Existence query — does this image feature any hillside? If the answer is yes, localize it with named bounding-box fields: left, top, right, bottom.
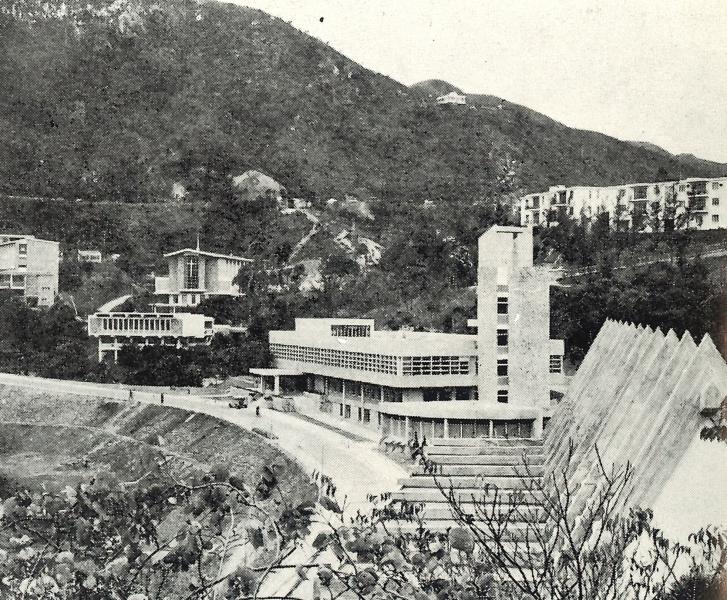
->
left=1, top=0, right=726, bottom=214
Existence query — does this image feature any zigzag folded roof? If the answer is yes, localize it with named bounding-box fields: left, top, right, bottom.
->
left=545, top=319, right=727, bottom=521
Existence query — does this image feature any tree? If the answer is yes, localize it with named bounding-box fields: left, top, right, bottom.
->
left=0, top=461, right=319, bottom=599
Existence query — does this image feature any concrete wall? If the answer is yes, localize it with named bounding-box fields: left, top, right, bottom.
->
left=509, top=268, right=552, bottom=408
left=545, top=319, right=727, bottom=537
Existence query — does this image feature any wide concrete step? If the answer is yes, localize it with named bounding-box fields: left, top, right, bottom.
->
left=419, top=464, right=544, bottom=477
left=391, top=520, right=544, bottom=541
left=389, top=521, right=548, bottom=546
left=390, top=488, right=544, bottom=504
left=426, top=446, right=543, bottom=457
left=429, top=454, right=545, bottom=466
left=429, top=438, right=544, bottom=447
left=399, top=475, right=539, bottom=490
left=420, top=505, right=546, bottom=522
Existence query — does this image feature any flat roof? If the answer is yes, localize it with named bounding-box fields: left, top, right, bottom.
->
left=164, top=248, right=252, bottom=262
left=250, top=367, right=304, bottom=376
left=270, top=328, right=477, bottom=356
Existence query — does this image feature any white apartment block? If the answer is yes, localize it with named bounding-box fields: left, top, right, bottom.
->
left=87, top=311, right=215, bottom=362
left=520, top=176, right=727, bottom=231
left=154, top=244, right=252, bottom=310
left=0, top=234, right=59, bottom=306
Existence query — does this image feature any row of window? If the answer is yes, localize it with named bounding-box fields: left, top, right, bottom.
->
left=401, top=355, right=471, bottom=376
left=330, top=324, right=371, bottom=337
left=0, top=274, right=26, bottom=287
left=97, top=317, right=173, bottom=332
left=338, top=403, right=372, bottom=423
left=271, top=343, right=399, bottom=374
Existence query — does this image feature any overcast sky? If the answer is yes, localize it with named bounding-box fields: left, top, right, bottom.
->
left=232, top=0, right=727, bottom=163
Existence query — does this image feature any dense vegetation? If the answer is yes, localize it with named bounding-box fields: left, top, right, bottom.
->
left=2, top=0, right=726, bottom=210
left=1, top=439, right=725, bottom=599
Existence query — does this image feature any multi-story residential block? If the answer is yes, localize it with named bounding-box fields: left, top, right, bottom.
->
left=252, top=226, right=564, bottom=440
left=153, top=243, right=252, bottom=310
left=0, top=234, right=59, bottom=306
left=77, top=249, right=102, bottom=263
left=87, top=311, right=215, bottom=362
left=436, top=91, right=467, bottom=105
left=520, top=176, right=727, bottom=231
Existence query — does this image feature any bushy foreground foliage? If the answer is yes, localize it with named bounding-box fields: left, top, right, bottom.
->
left=2, top=440, right=725, bottom=600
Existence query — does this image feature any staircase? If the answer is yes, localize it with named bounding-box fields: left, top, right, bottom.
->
left=389, top=438, right=546, bottom=536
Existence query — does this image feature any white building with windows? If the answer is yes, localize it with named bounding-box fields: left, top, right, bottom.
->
left=153, top=243, right=252, bottom=310
left=87, top=311, right=215, bottom=362
left=0, top=234, right=59, bottom=306
left=520, top=176, right=727, bottom=231
left=253, top=226, right=565, bottom=441
left=436, top=91, right=467, bottom=105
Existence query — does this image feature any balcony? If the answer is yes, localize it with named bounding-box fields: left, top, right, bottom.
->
left=689, top=200, right=707, bottom=212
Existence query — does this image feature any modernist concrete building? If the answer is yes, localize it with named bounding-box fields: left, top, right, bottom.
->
left=153, top=243, right=252, bottom=310
left=253, top=226, right=564, bottom=440
left=520, top=176, right=727, bottom=231
left=0, top=234, right=59, bottom=306
left=87, top=311, right=215, bottom=362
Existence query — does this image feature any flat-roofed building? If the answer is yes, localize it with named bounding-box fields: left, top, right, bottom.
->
left=0, top=234, right=59, bottom=306
left=87, top=311, right=215, bottom=362
left=254, top=226, right=564, bottom=440
left=77, top=249, right=102, bottom=263
left=153, top=243, right=252, bottom=310
left=520, top=176, right=727, bottom=231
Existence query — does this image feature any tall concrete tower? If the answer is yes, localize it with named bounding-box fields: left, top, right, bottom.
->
left=476, top=226, right=556, bottom=409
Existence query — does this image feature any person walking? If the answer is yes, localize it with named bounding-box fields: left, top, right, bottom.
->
left=160, top=392, right=164, bottom=405
left=129, top=389, right=133, bottom=401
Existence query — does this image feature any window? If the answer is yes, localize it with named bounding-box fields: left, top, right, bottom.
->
left=344, top=405, right=351, bottom=418
left=184, top=254, right=199, bottom=289
left=549, top=355, right=563, bottom=374
left=402, top=355, right=470, bottom=375
left=713, top=182, right=720, bottom=189
left=497, top=297, right=508, bottom=315
left=339, top=403, right=343, bottom=416
left=455, top=387, right=471, bottom=401
left=713, top=215, right=719, bottom=223
left=695, top=215, right=704, bottom=226
left=633, top=186, right=647, bottom=200
left=18, top=243, right=27, bottom=256
left=497, top=329, right=508, bottom=347
left=363, top=409, right=370, bottom=423
left=713, top=198, right=719, bottom=206
left=357, top=407, right=362, bottom=421
left=270, top=344, right=398, bottom=375
left=679, top=184, right=686, bottom=191
left=423, top=389, right=438, bottom=402
left=497, top=359, right=508, bottom=377
left=331, top=324, right=371, bottom=337
left=497, top=390, right=508, bottom=403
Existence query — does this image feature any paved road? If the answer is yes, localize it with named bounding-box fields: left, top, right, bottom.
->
left=0, top=373, right=406, bottom=512
left=0, top=373, right=408, bottom=596
left=96, top=293, right=132, bottom=313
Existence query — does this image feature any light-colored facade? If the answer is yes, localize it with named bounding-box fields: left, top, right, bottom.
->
left=87, top=311, right=214, bottom=362
left=256, top=226, right=564, bottom=440
left=77, top=249, right=102, bottom=263
left=520, top=176, right=727, bottom=231
left=153, top=246, right=252, bottom=309
left=0, top=234, right=59, bottom=306
left=436, top=91, right=467, bottom=105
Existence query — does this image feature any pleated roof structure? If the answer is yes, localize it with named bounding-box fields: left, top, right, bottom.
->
left=545, top=319, right=727, bottom=522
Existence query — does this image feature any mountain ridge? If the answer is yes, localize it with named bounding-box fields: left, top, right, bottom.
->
left=0, top=1, right=725, bottom=213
